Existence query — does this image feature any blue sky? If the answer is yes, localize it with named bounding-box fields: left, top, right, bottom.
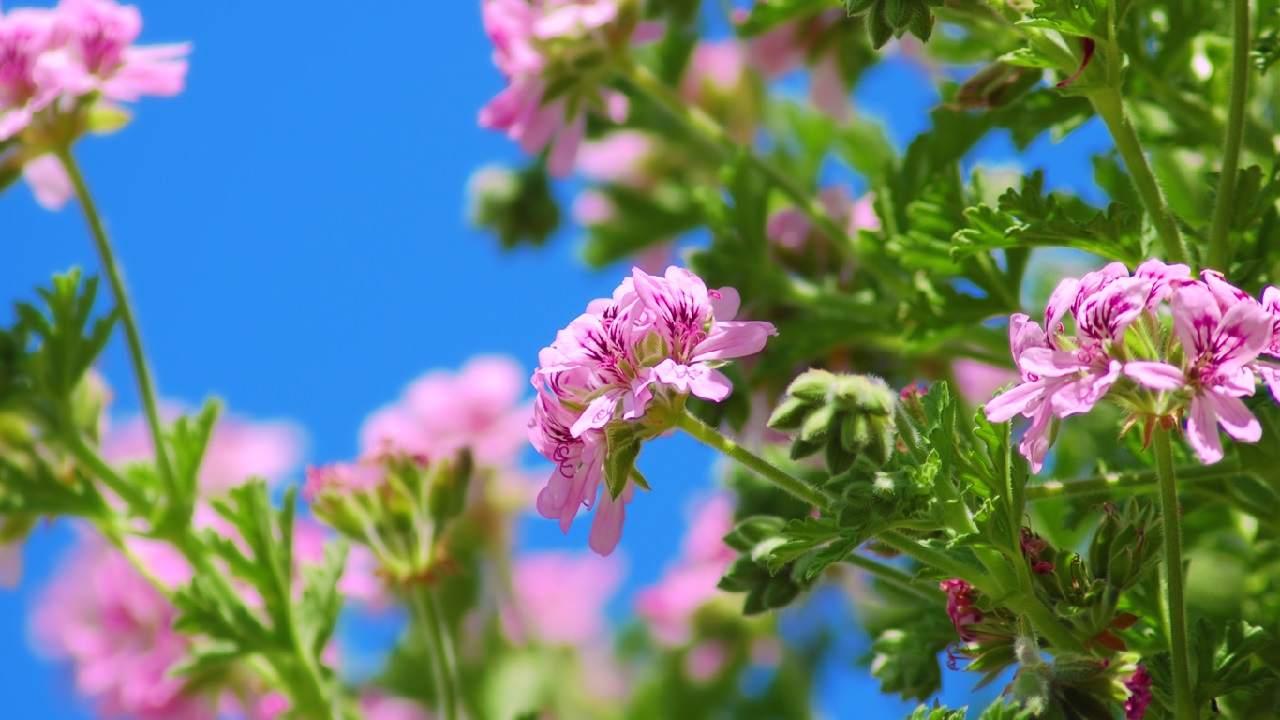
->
left=0, top=2, right=1114, bottom=717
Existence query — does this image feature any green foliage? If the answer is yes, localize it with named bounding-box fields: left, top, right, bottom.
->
left=469, top=161, right=560, bottom=250
left=846, top=0, right=940, bottom=47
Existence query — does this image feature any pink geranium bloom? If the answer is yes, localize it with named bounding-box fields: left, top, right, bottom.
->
left=636, top=495, right=735, bottom=646
left=984, top=314, right=1065, bottom=471
left=501, top=550, right=622, bottom=646
left=939, top=578, right=983, bottom=642
left=479, top=0, right=641, bottom=177
left=360, top=695, right=433, bottom=720
left=742, top=6, right=851, bottom=119
left=530, top=267, right=774, bottom=554
left=40, top=0, right=189, bottom=103
left=360, top=355, right=530, bottom=468
left=575, top=129, right=655, bottom=187
left=1127, top=280, right=1272, bottom=464
left=21, top=152, right=72, bottom=209
left=104, top=408, right=303, bottom=495
left=33, top=536, right=217, bottom=720
left=0, top=7, right=59, bottom=140
left=1259, top=285, right=1280, bottom=402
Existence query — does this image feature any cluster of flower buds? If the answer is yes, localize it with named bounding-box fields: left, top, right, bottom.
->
left=529, top=266, right=776, bottom=555
left=767, top=369, right=897, bottom=473
left=986, top=261, right=1280, bottom=469
left=305, top=451, right=472, bottom=584
left=1123, top=665, right=1153, bottom=720
left=0, top=0, right=188, bottom=207
left=479, top=0, right=661, bottom=176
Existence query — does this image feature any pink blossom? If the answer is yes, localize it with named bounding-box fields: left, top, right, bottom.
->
left=104, top=408, right=303, bottom=495
left=983, top=314, right=1063, bottom=472
left=501, top=550, right=622, bottom=646
left=479, top=0, right=640, bottom=177
left=1258, top=285, right=1280, bottom=402
left=360, top=695, right=433, bottom=720
left=530, top=267, right=775, bottom=554
left=636, top=495, right=735, bottom=645
left=575, top=130, right=655, bottom=187
left=572, top=188, right=614, bottom=225
left=1128, top=280, right=1272, bottom=464
left=21, top=152, right=72, bottom=209
left=939, top=578, right=982, bottom=642
left=766, top=187, right=879, bottom=250
left=680, top=40, right=748, bottom=104
left=953, top=359, right=1018, bottom=405
left=0, top=7, right=58, bottom=140
left=361, top=355, right=530, bottom=468
left=1123, top=666, right=1153, bottom=720
left=743, top=8, right=851, bottom=118
left=40, top=0, right=189, bottom=103
left=685, top=640, right=729, bottom=682
left=33, top=536, right=217, bottom=720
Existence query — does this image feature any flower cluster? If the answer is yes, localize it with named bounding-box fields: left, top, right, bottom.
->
left=530, top=266, right=776, bottom=555
left=986, top=261, right=1280, bottom=468
left=0, top=0, right=188, bottom=208
left=479, top=0, right=659, bottom=177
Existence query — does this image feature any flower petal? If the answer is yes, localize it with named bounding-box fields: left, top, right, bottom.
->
left=1185, top=395, right=1224, bottom=465
left=1123, top=361, right=1185, bottom=391
left=1206, top=391, right=1262, bottom=443
left=985, top=380, right=1045, bottom=423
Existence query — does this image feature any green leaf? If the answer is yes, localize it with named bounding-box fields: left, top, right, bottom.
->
left=84, top=103, right=132, bottom=135
left=604, top=423, right=642, bottom=500
left=736, top=0, right=840, bottom=37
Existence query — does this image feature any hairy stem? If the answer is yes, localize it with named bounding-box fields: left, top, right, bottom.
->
left=1088, top=88, right=1189, bottom=264
left=1208, top=0, right=1252, bottom=269
left=676, top=410, right=833, bottom=508
left=1153, top=429, right=1195, bottom=719
left=1024, top=461, right=1244, bottom=501
left=57, top=148, right=175, bottom=493
left=410, top=585, right=462, bottom=720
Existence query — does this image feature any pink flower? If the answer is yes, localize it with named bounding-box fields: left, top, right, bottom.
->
left=33, top=536, right=216, bottom=720
left=575, top=130, right=655, bottom=188
left=983, top=314, right=1063, bottom=471
left=0, top=7, right=59, bottom=140
left=766, top=187, right=879, bottom=251
left=530, top=266, right=775, bottom=555
left=743, top=7, right=851, bottom=119
left=1257, top=285, right=1280, bottom=402
left=360, top=695, right=433, bottom=720
left=1127, top=279, right=1272, bottom=464
left=501, top=550, right=622, bottom=646
left=636, top=495, right=736, bottom=645
left=40, top=0, right=189, bottom=103
left=685, top=640, right=728, bottom=682
left=953, top=359, right=1018, bottom=405
left=939, top=578, right=983, bottom=642
left=1123, top=665, right=1153, bottom=720
left=21, top=152, right=72, bottom=209
left=681, top=40, right=749, bottom=104
left=104, top=408, right=303, bottom=495
left=479, top=0, right=642, bottom=177
left=361, top=355, right=530, bottom=468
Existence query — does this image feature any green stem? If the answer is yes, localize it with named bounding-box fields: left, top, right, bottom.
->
left=879, top=530, right=1084, bottom=654
left=1025, top=461, right=1244, bottom=501
left=59, top=424, right=147, bottom=509
left=1089, top=88, right=1190, bottom=264
left=1208, top=0, right=1252, bottom=269
left=676, top=410, right=833, bottom=508
left=844, top=552, right=946, bottom=605
left=57, top=148, right=175, bottom=492
left=1153, top=429, right=1195, bottom=720
left=410, top=585, right=461, bottom=720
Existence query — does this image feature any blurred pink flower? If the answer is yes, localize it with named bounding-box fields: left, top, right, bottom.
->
left=952, top=359, right=1018, bottom=405
left=360, top=355, right=530, bottom=467
left=21, top=151, right=72, bottom=209
left=635, top=494, right=735, bottom=645
left=104, top=408, right=304, bottom=495
left=743, top=7, right=851, bottom=118
left=0, top=7, right=59, bottom=141
left=576, top=130, right=656, bottom=188
left=680, top=41, right=748, bottom=105
left=766, top=188, right=878, bottom=250
left=685, top=640, right=728, bottom=682
left=501, top=550, right=622, bottom=646
left=33, top=536, right=216, bottom=720
left=40, top=0, right=189, bottom=103
left=360, top=694, right=433, bottom=720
